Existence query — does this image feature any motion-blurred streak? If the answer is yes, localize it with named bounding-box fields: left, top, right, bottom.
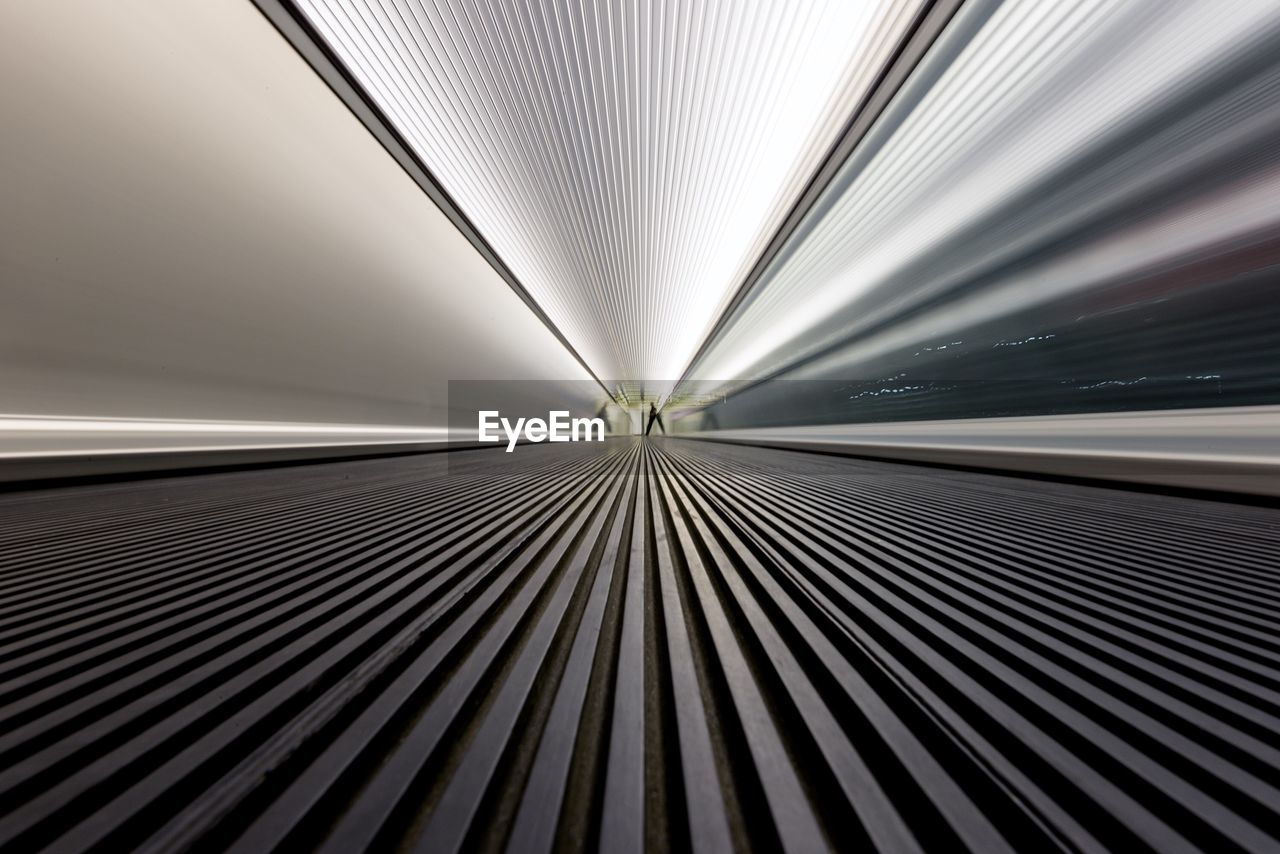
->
left=682, top=0, right=1280, bottom=426
left=670, top=404, right=1280, bottom=497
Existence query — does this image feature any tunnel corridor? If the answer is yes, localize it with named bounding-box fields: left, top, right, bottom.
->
left=4, top=0, right=1280, bottom=850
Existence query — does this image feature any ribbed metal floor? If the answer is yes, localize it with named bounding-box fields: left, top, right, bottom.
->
left=1, top=439, right=1279, bottom=852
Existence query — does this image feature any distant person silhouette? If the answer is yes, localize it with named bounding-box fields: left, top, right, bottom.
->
left=644, top=401, right=665, bottom=436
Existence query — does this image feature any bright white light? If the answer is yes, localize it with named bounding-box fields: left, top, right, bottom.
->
left=0, top=415, right=449, bottom=435
left=294, top=0, right=922, bottom=383
left=0, top=415, right=451, bottom=459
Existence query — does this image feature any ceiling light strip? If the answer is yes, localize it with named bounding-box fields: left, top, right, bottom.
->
left=285, top=0, right=923, bottom=384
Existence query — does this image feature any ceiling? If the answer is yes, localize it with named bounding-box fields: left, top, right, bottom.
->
left=290, top=0, right=925, bottom=382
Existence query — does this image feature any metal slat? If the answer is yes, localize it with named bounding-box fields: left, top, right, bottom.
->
left=1, top=440, right=1278, bottom=852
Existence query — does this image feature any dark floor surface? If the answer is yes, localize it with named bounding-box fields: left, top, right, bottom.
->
left=1, top=438, right=1279, bottom=852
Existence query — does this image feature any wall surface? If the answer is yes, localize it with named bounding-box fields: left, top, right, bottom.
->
left=0, top=1, right=597, bottom=460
